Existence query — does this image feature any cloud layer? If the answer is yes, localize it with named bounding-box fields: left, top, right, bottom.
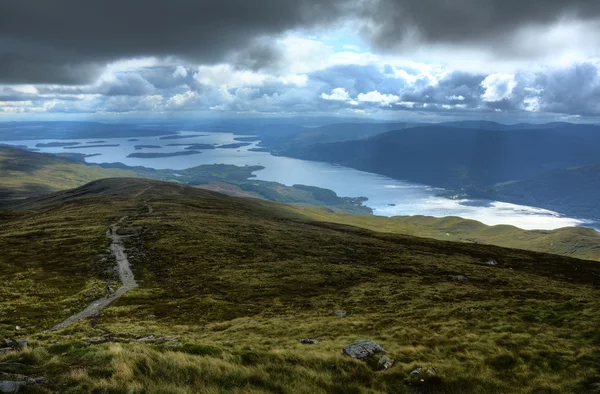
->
left=1, top=1, right=600, bottom=120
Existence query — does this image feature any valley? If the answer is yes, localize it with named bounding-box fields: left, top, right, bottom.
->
left=1, top=123, right=590, bottom=230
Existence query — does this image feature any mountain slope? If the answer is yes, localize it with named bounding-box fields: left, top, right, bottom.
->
left=289, top=207, right=600, bottom=261
left=0, top=145, right=136, bottom=199
left=487, top=163, right=600, bottom=219
left=285, top=124, right=600, bottom=190
left=256, top=122, right=419, bottom=152
left=0, top=146, right=371, bottom=214
left=2, top=178, right=600, bottom=393
left=0, top=121, right=172, bottom=140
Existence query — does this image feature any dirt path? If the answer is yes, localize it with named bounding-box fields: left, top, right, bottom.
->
left=50, top=211, right=146, bottom=330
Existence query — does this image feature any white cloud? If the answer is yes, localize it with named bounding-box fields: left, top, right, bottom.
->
left=274, top=36, right=333, bottom=74
left=104, top=57, right=161, bottom=74
left=173, top=66, right=188, bottom=78
left=138, top=95, right=164, bottom=111
left=481, top=73, right=517, bottom=102
left=194, top=64, right=307, bottom=88
left=321, top=88, right=351, bottom=101
left=357, top=90, right=400, bottom=106
left=166, top=91, right=195, bottom=107
left=10, top=85, right=39, bottom=95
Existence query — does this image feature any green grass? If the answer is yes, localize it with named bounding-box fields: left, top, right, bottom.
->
left=287, top=207, right=600, bottom=262
left=0, top=147, right=136, bottom=199
left=0, top=146, right=371, bottom=214
left=1, top=179, right=600, bottom=393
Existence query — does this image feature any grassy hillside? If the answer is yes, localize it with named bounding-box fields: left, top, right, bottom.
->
left=287, top=207, right=600, bottom=262
left=2, top=179, right=600, bottom=393
left=0, top=146, right=137, bottom=199
left=0, top=146, right=371, bottom=214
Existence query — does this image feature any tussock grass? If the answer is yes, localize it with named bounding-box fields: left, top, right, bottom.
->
left=1, top=179, right=600, bottom=393
left=287, top=206, right=600, bottom=261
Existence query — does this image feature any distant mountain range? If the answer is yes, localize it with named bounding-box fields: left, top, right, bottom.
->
left=272, top=122, right=600, bottom=219
left=487, top=163, right=600, bottom=219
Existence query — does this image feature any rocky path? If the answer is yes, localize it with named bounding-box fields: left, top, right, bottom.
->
left=50, top=209, right=147, bottom=330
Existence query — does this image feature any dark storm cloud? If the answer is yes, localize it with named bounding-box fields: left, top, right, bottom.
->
left=3, top=0, right=600, bottom=86
left=0, top=0, right=349, bottom=84
left=360, top=0, right=600, bottom=53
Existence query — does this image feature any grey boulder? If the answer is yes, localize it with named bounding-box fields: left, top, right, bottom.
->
left=299, top=338, right=319, bottom=345
left=342, top=340, right=386, bottom=361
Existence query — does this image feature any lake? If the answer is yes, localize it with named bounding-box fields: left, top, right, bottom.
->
left=6, top=130, right=595, bottom=230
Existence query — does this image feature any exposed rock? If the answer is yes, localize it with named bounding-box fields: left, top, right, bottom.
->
left=426, top=367, right=438, bottom=376
left=2, top=340, right=17, bottom=348
left=376, top=355, right=394, bottom=370
left=410, top=367, right=422, bottom=375
left=137, top=335, right=157, bottom=342
left=447, top=275, right=468, bottom=281
left=0, top=374, right=45, bottom=393
left=342, top=340, right=386, bottom=361
left=136, top=335, right=178, bottom=343
left=461, top=306, right=489, bottom=312
left=334, top=310, right=347, bottom=317
left=485, top=260, right=498, bottom=266
left=0, top=381, right=24, bottom=393
left=116, top=227, right=142, bottom=236
left=2, top=339, right=25, bottom=350
left=299, top=338, right=319, bottom=345
left=85, top=337, right=111, bottom=345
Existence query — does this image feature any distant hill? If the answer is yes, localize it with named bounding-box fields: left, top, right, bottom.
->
left=255, top=122, right=419, bottom=152
left=290, top=207, right=600, bottom=262
left=0, top=145, right=371, bottom=214
left=2, top=178, right=600, bottom=393
left=486, top=163, right=600, bottom=219
left=0, top=121, right=173, bottom=140
left=0, top=145, right=136, bottom=199
left=439, top=120, right=580, bottom=130
left=284, top=123, right=600, bottom=189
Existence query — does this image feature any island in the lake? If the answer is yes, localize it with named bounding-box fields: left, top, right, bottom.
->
left=184, top=144, right=216, bottom=150
left=127, top=150, right=201, bottom=158
left=54, top=152, right=103, bottom=163
left=134, top=145, right=163, bottom=150
left=36, top=142, right=81, bottom=148
left=159, top=134, right=206, bottom=140
left=218, top=142, right=252, bottom=149
left=87, top=140, right=106, bottom=144
left=234, top=136, right=261, bottom=142
left=1, top=144, right=28, bottom=149
left=64, top=144, right=120, bottom=149
left=128, top=138, right=139, bottom=142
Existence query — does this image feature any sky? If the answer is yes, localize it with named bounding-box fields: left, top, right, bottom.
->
left=1, top=0, right=600, bottom=122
